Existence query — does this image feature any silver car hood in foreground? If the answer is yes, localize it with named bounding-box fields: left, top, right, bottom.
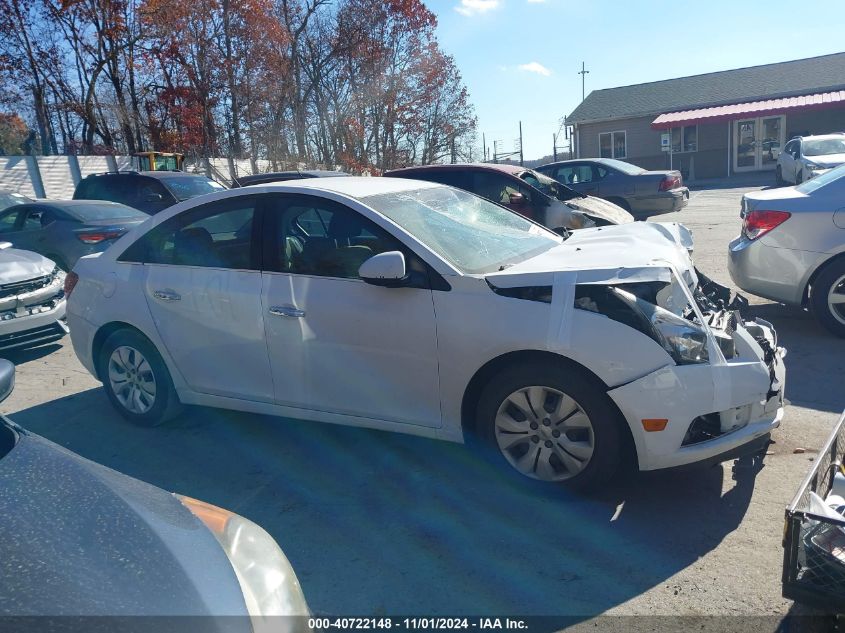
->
left=0, top=247, right=56, bottom=282
left=487, top=221, right=695, bottom=288
left=0, top=421, right=249, bottom=621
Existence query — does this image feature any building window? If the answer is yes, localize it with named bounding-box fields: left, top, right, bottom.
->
left=671, top=125, right=698, bottom=153
left=599, top=131, right=626, bottom=159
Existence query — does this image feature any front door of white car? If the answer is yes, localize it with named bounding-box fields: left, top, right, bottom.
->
left=260, top=194, right=442, bottom=428
left=138, top=195, right=275, bottom=402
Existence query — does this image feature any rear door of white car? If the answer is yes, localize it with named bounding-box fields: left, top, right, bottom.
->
left=260, top=193, right=442, bottom=427
left=136, top=194, right=275, bottom=402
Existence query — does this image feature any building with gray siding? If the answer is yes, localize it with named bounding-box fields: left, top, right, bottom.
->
left=567, top=53, right=845, bottom=181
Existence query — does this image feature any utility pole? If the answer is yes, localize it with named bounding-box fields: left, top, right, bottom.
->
left=553, top=134, right=557, bottom=162
left=518, top=121, right=523, bottom=166
left=493, top=140, right=498, bottom=164
left=578, top=61, right=589, bottom=102
left=482, top=132, right=486, bottom=161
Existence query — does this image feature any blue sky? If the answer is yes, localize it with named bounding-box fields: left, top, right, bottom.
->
left=426, top=0, right=845, bottom=161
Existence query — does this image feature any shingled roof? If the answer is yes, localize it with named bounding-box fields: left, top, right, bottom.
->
left=568, top=53, right=845, bottom=123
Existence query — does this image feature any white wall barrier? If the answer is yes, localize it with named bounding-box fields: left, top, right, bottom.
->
left=0, top=155, right=321, bottom=199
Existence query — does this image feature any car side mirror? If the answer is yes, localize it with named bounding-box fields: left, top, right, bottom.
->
left=144, top=192, right=164, bottom=203
left=0, top=360, right=15, bottom=403
left=359, top=251, right=408, bottom=287
left=509, top=192, right=527, bottom=205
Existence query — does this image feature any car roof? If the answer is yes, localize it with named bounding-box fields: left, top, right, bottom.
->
left=237, top=170, right=349, bottom=184
left=387, top=163, right=526, bottom=176
left=256, top=176, right=441, bottom=198
left=23, top=199, right=130, bottom=208
left=83, top=171, right=211, bottom=180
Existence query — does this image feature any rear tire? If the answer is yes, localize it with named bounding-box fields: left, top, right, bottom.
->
left=810, top=259, right=845, bottom=338
left=98, top=329, right=183, bottom=426
left=474, top=360, right=627, bottom=491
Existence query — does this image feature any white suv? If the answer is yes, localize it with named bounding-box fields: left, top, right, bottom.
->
left=776, top=133, right=845, bottom=185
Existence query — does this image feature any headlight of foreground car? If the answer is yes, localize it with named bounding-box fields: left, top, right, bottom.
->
left=612, top=288, right=709, bottom=365
left=637, top=299, right=709, bottom=364
left=177, top=495, right=310, bottom=624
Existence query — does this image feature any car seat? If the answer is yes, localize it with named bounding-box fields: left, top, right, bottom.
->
left=174, top=227, right=221, bottom=267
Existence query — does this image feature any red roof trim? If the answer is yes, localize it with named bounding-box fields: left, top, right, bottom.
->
left=650, top=90, right=845, bottom=129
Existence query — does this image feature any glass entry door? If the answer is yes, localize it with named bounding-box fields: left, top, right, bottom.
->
left=734, top=115, right=785, bottom=172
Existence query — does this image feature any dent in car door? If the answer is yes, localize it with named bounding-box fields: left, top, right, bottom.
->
left=261, top=195, right=442, bottom=427
left=138, top=195, right=274, bottom=402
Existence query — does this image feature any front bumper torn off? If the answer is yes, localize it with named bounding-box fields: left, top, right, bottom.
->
left=609, top=275, right=786, bottom=471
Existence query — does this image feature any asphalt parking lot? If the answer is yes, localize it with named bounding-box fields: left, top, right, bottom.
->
left=3, top=181, right=844, bottom=624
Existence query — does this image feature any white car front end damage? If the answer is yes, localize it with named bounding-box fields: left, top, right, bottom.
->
left=485, top=221, right=785, bottom=471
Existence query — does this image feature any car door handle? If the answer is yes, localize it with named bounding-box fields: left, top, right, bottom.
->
left=269, top=305, right=305, bottom=318
left=153, top=289, right=181, bottom=302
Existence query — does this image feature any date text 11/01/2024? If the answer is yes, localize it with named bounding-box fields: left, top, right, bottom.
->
left=309, top=618, right=528, bottom=630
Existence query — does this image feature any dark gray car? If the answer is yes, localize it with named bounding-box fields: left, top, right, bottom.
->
left=536, top=158, right=689, bottom=218
left=231, top=170, right=349, bottom=187
left=0, top=200, right=148, bottom=270
left=0, top=359, right=309, bottom=619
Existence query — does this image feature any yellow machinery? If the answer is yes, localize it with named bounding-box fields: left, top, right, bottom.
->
left=133, top=152, right=184, bottom=171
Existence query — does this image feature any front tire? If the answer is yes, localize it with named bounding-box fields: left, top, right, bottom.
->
left=98, top=329, right=183, bottom=426
left=810, top=259, right=845, bottom=337
left=474, top=361, right=627, bottom=490
left=775, top=166, right=784, bottom=186
left=795, top=170, right=803, bottom=185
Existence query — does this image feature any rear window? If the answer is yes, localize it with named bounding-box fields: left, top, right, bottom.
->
left=65, top=203, right=148, bottom=222
left=601, top=159, right=645, bottom=175
left=160, top=177, right=226, bottom=201
left=0, top=192, right=32, bottom=212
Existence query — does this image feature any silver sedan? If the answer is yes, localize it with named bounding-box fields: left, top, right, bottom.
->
left=728, top=164, right=845, bottom=336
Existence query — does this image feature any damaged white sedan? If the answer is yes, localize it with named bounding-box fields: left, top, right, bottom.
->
left=66, top=177, right=785, bottom=489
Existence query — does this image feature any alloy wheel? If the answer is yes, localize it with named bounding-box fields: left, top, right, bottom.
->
left=108, top=346, right=157, bottom=414
left=494, top=385, right=595, bottom=481
left=827, top=273, right=845, bottom=325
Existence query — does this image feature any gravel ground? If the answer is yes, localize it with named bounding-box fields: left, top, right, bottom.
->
left=2, top=183, right=843, bottom=627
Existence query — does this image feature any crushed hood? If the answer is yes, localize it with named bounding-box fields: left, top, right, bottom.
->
left=0, top=247, right=56, bottom=282
left=487, top=221, right=695, bottom=288
left=566, top=195, right=634, bottom=225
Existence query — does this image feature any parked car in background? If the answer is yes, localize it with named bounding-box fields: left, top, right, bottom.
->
left=0, top=243, right=65, bottom=351
left=66, top=177, right=783, bottom=491
left=73, top=171, right=226, bottom=214
left=0, top=190, right=33, bottom=213
left=535, top=158, right=689, bottom=218
left=0, top=200, right=148, bottom=271
left=776, top=133, right=845, bottom=185
left=384, top=163, right=633, bottom=231
left=0, top=361, right=309, bottom=618
left=232, top=170, right=349, bottom=187
left=729, top=164, right=845, bottom=337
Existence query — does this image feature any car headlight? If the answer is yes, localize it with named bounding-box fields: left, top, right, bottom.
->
left=613, top=288, right=709, bottom=365
left=177, top=495, right=310, bottom=627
